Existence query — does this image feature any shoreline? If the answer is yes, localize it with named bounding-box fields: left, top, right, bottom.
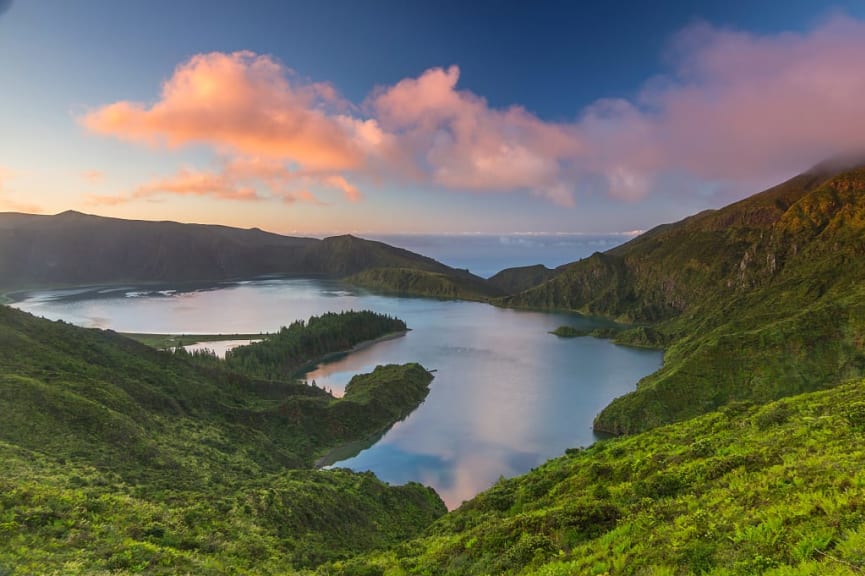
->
left=292, top=330, right=409, bottom=377
left=121, top=332, right=266, bottom=349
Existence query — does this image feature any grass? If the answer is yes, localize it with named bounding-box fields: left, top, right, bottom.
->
left=332, top=377, right=865, bottom=575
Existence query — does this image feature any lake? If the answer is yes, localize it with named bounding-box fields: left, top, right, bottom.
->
left=12, top=278, right=662, bottom=508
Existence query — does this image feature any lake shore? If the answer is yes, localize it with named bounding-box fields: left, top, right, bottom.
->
left=121, top=331, right=266, bottom=349
left=293, top=330, right=409, bottom=377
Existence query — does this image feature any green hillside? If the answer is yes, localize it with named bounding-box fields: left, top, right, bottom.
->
left=488, top=264, right=558, bottom=295
left=346, top=267, right=504, bottom=301
left=0, top=305, right=445, bottom=573
left=501, top=164, right=865, bottom=434
left=331, top=378, right=865, bottom=575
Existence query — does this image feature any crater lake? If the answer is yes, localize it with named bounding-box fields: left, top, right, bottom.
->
left=12, top=278, right=661, bottom=508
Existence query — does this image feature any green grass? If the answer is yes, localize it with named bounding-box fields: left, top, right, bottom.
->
left=332, top=378, right=865, bottom=575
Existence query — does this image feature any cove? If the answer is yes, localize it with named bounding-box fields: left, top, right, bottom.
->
left=12, top=278, right=662, bottom=508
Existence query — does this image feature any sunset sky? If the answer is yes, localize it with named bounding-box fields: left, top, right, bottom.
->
left=2, top=0, right=865, bottom=235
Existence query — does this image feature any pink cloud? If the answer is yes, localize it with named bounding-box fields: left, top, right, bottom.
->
left=133, top=168, right=262, bottom=201
left=87, top=158, right=363, bottom=207
left=81, top=16, right=865, bottom=206
left=0, top=167, right=44, bottom=213
left=321, top=175, right=361, bottom=202
left=80, top=51, right=368, bottom=171
left=86, top=194, right=129, bottom=207
left=81, top=170, right=104, bottom=183
left=370, top=66, right=584, bottom=204
left=577, top=15, right=865, bottom=197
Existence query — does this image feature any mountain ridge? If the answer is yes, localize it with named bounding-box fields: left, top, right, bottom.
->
left=497, top=162, right=865, bottom=434
left=0, top=211, right=494, bottom=300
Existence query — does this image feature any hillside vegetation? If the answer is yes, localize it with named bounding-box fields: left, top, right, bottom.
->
left=488, top=264, right=558, bottom=295
left=333, top=378, right=865, bottom=575
left=345, top=267, right=504, bottom=301
left=0, top=305, right=444, bottom=573
left=220, top=310, right=406, bottom=379
left=501, top=163, right=865, bottom=434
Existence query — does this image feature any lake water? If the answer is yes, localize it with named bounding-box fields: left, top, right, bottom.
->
left=12, top=279, right=661, bottom=508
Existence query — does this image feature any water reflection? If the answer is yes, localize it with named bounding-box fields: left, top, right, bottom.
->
left=11, top=278, right=662, bottom=509
left=184, top=340, right=261, bottom=358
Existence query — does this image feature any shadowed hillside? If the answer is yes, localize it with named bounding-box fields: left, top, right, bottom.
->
left=0, top=211, right=494, bottom=300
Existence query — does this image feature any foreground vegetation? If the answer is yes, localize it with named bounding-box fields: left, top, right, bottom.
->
left=333, top=378, right=865, bottom=575
left=0, top=305, right=444, bottom=573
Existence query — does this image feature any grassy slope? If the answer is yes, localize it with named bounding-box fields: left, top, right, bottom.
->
left=0, top=305, right=445, bottom=572
left=501, top=165, right=865, bottom=434
left=334, top=378, right=865, bottom=575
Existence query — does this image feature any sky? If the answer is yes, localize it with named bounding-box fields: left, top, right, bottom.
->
left=1, top=0, right=865, bottom=235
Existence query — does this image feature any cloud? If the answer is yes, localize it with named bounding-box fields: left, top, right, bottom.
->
left=320, top=175, right=361, bottom=202
left=370, top=65, right=583, bottom=205
left=0, top=167, right=43, bottom=213
left=81, top=51, right=370, bottom=171
left=82, top=16, right=865, bottom=206
left=576, top=15, right=865, bottom=197
left=81, top=170, right=104, bottom=183
left=87, top=158, right=361, bottom=206
left=133, top=168, right=262, bottom=201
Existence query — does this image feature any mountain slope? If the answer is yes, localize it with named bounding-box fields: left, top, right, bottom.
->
left=0, top=210, right=317, bottom=287
left=345, top=266, right=505, bottom=301
left=334, top=377, right=865, bottom=575
left=0, top=211, right=494, bottom=300
left=0, top=305, right=445, bottom=571
left=503, top=163, right=865, bottom=434
left=488, top=264, right=558, bottom=295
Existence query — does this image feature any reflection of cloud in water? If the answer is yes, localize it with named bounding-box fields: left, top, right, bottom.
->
left=417, top=446, right=542, bottom=509
left=303, top=337, right=406, bottom=394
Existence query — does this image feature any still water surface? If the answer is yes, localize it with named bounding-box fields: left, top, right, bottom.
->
left=13, top=279, right=661, bottom=508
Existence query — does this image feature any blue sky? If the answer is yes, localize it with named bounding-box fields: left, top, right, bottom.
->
left=1, top=1, right=864, bottom=234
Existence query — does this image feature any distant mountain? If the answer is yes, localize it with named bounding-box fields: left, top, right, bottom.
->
left=504, top=161, right=865, bottom=434
left=346, top=266, right=505, bottom=301
left=487, top=263, right=558, bottom=295
left=299, top=234, right=451, bottom=276
left=0, top=211, right=493, bottom=299
left=0, top=210, right=316, bottom=287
